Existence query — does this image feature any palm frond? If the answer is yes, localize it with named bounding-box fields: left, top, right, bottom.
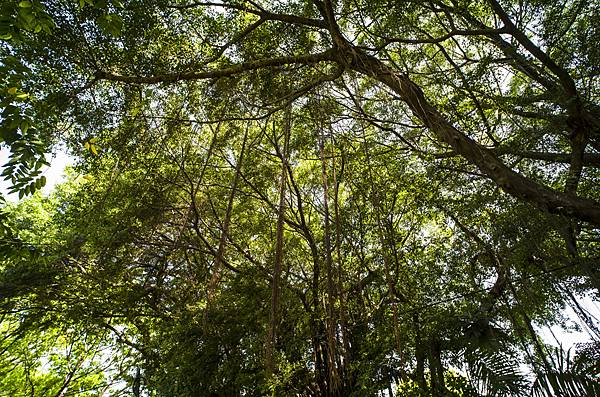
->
left=532, top=372, right=600, bottom=397
left=532, top=345, right=600, bottom=397
left=466, top=348, right=528, bottom=397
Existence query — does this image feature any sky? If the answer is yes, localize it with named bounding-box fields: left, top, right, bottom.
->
left=538, top=294, right=600, bottom=350
left=0, top=146, right=75, bottom=201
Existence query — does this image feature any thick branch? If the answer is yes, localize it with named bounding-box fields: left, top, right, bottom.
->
left=434, top=149, right=600, bottom=167
left=348, top=49, right=600, bottom=226
left=96, top=50, right=336, bottom=84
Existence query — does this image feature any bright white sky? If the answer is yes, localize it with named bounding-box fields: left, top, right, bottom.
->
left=538, top=294, right=600, bottom=350
left=0, top=146, right=75, bottom=201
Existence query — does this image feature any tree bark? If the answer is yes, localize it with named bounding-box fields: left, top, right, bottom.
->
left=266, top=108, right=291, bottom=376
left=319, top=126, right=341, bottom=394
left=346, top=48, right=600, bottom=226
left=331, top=140, right=352, bottom=388
left=414, top=317, right=427, bottom=392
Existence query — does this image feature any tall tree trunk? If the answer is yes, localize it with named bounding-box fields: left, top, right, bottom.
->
left=266, top=107, right=291, bottom=376
left=189, top=122, right=221, bottom=255
left=331, top=139, right=352, bottom=388
left=319, top=126, right=340, bottom=394
left=429, top=337, right=446, bottom=395
left=414, top=316, right=427, bottom=393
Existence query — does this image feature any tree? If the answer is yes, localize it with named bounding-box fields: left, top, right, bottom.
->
left=1, top=0, right=599, bottom=396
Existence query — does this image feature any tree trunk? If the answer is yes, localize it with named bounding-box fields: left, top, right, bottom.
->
left=414, top=317, right=427, bottom=392
left=266, top=107, right=291, bottom=376
left=331, top=140, right=352, bottom=388
left=429, top=338, right=446, bottom=395
left=319, top=127, right=341, bottom=394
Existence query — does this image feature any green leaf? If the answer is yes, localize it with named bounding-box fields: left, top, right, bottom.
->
left=18, top=1, right=32, bottom=8
left=18, top=8, right=35, bottom=26
left=41, top=21, right=52, bottom=34
left=20, top=121, right=29, bottom=133
left=96, top=13, right=123, bottom=37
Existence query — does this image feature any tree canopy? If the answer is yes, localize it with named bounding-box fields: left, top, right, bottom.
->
left=1, top=0, right=600, bottom=396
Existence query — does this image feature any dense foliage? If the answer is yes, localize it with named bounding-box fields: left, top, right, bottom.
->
left=1, top=0, right=600, bottom=395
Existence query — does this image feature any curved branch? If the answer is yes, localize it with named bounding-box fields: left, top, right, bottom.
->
left=348, top=48, right=600, bottom=226
left=434, top=149, right=600, bottom=168
left=96, top=50, right=337, bottom=84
